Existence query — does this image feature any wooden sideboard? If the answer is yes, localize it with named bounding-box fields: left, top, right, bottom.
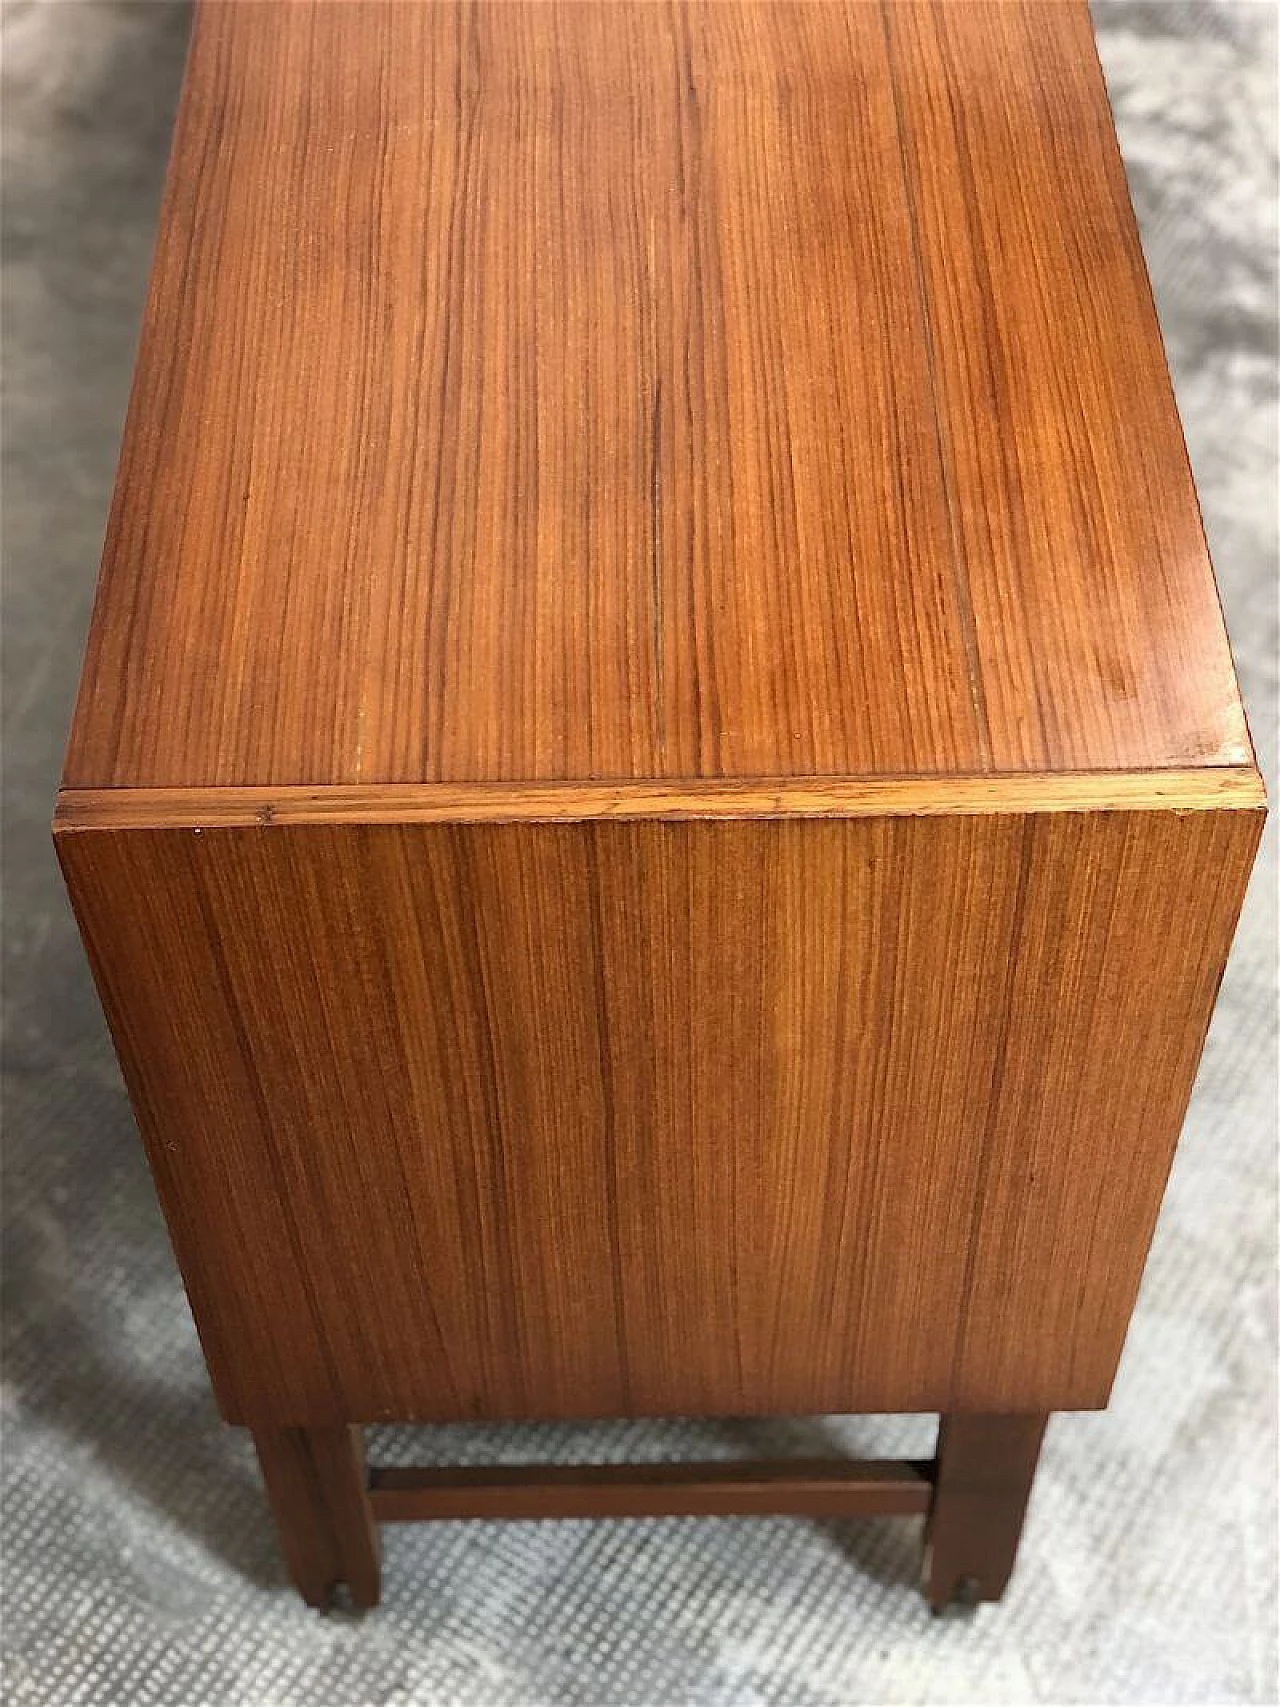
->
left=55, top=0, right=1262, bottom=1611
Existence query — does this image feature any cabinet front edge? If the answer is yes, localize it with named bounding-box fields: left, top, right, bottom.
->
left=52, top=767, right=1266, bottom=833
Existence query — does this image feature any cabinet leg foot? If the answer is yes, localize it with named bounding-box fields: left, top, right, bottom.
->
left=923, top=1412, right=1048, bottom=1609
left=252, top=1425, right=381, bottom=1608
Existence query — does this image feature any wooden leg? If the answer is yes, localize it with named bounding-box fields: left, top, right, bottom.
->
left=923, top=1413, right=1048, bottom=1610
left=251, top=1425, right=381, bottom=1608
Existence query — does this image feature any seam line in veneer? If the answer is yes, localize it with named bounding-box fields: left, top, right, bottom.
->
left=52, top=767, right=1266, bottom=831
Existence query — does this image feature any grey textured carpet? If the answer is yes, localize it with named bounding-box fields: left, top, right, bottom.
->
left=2, top=3, right=1276, bottom=1703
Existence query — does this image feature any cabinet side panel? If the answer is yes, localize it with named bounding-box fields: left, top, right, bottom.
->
left=57, top=821, right=640, bottom=1422
left=588, top=815, right=1029, bottom=1412
left=949, top=806, right=1263, bottom=1408
left=55, top=807, right=1259, bottom=1422
left=54, top=827, right=346, bottom=1420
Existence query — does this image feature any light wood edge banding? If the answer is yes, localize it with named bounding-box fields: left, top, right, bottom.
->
left=52, top=768, right=1265, bottom=833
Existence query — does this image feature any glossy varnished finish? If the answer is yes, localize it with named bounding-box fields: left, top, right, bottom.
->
left=882, top=2, right=1248, bottom=771
left=64, top=0, right=1248, bottom=791
left=55, top=0, right=1265, bottom=1609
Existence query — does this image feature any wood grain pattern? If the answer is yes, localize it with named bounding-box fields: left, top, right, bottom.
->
left=54, top=803, right=1262, bottom=1426
left=63, top=0, right=1250, bottom=792
left=884, top=2, right=1249, bottom=772
left=53, top=0, right=1265, bottom=1593
left=54, top=766, right=1264, bottom=832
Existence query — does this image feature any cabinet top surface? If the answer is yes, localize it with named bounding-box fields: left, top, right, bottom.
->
left=63, top=0, right=1254, bottom=799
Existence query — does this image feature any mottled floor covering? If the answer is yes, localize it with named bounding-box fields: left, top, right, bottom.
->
left=3, top=3, right=1276, bottom=1702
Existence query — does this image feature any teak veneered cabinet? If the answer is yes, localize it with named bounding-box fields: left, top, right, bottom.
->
left=55, top=0, right=1263, bottom=1612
